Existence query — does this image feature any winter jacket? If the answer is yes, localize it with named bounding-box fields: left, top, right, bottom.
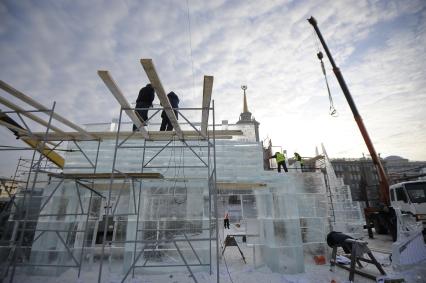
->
left=136, top=84, right=155, bottom=107
left=167, top=91, right=180, bottom=108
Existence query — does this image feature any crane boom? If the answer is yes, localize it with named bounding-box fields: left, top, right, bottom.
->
left=308, top=16, right=390, bottom=206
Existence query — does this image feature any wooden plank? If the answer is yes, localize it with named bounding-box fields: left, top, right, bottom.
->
left=22, top=129, right=243, bottom=141
left=0, top=80, right=95, bottom=139
left=0, top=112, right=61, bottom=147
left=97, top=70, right=149, bottom=139
left=217, top=182, right=267, bottom=190
left=0, top=96, right=66, bottom=134
left=140, top=59, right=183, bottom=139
left=201, top=76, right=214, bottom=135
left=49, top=172, right=163, bottom=180
left=23, top=139, right=64, bottom=168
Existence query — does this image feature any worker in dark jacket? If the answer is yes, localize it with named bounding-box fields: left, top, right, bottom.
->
left=269, top=151, right=288, bottom=173
left=160, top=91, right=179, bottom=131
left=133, top=84, right=155, bottom=131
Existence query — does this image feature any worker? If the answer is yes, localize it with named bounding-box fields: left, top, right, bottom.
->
left=0, top=110, right=22, bottom=139
left=160, top=91, right=180, bottom=131
left=294, top=152, right=304, bottom=172
left=133, top=83, right=155, bottom=131
left=224, top=211, right=230, bottom=229
left=269, top=151, right=288, bottom=173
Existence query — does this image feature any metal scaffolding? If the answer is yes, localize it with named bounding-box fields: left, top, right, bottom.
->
left=0, top=59, right=223, bottom=282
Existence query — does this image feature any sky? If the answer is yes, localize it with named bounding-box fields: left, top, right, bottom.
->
left=0, top=0, right=425, bottom=177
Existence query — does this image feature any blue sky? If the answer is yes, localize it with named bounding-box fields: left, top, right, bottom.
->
left=0, top=0, right=425, bottom=177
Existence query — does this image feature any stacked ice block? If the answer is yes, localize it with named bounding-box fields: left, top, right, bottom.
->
left=317, top=153, right=364, bottom=238
left=21, top=133, right=337, bottom=280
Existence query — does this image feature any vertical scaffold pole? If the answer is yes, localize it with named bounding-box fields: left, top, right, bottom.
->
left=98, top=108, right=123, bottom=283
left=9, top=102, right=56, bottom=283
left=207, top=106, right=212, bottom=275
left=212, top=100, right=219, bottom=283
left=78, top=139, right=101, bottom=277
left=132, top=138, right=146, bottom=278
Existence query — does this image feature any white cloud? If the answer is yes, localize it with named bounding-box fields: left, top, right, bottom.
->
left=0, top=0, right=425, bottom=176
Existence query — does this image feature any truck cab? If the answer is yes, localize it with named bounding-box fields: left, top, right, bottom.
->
left=389, top=181, right=426, bottom=230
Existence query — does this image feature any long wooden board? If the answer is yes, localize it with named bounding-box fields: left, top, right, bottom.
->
left=201, top=76, right=214, bottom=135
left=0, top=96, right=66, bottom=134
left=140, top=59, right=183, bottom=139
left=217, top=182, right=267, bottom=190
left=22, top=129, right=243, bottom=141
left=49, top=172, right=163, bottom=180
left=24, top=139, right=65, bottom=168
left=0, top=80, right=94, bottom=139
left=98, top=70, right=149, bottom=138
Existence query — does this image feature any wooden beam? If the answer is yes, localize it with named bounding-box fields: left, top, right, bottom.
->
left=0, top=80, right=95, bottom=139
left=217, top=182, right=267, bottom=190
left=0, top=112, right=62, bottom=147
left=140, top=59, right=183, bottom=139
left=22, top=129, right=243, bottom=141
left=97, top=70, right=149, bottom=139
left=0, top=96, right=66, bottom=134
left=201, top=76, right=214, bottom=135
left=23, top=139, right=64, bottom=168
left=49, top=172, right=163, bottom=180
left=0, top=111, right=64, bottom=167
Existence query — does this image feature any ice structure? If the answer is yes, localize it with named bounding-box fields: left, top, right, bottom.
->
left=316, top=147, right=365, bottom=238
left=4, top=122, right=363, bottom=282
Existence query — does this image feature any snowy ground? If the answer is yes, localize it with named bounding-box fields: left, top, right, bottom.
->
left=11, top=230, right=426, bottom=283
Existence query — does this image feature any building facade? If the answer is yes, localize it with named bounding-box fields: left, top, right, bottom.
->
left=330, top=158, right=385, bottom=207
left=331, top=155, right=426, bottom=207
left=384, top=155, right=426, bottom=184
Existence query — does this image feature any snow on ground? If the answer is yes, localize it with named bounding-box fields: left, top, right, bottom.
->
left=12, top=230, right=426, bottom=283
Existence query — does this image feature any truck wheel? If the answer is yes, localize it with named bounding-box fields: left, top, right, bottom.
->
left=373, top=218, right=388, bottom=234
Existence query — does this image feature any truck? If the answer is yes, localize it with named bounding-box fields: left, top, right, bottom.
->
left=389, top=180, right=426, bottom=233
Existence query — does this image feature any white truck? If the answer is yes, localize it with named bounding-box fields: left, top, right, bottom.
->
left=389, top=180, right=426, bottom=233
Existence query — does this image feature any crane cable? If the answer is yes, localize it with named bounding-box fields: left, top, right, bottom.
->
left=317, top=51, right=338, bottom=117
left=186, top=0, right=196, bottom=97
left=311, top=30, right=338, bottom=117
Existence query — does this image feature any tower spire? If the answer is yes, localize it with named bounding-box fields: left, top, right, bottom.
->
left=242, top=85, right=249, bottom=113
left=236, top=84, right=260, bottom=142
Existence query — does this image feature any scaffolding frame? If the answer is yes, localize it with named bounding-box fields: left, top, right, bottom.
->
left=0, top=59, right=223, bottom=282
left=90, top=103, right=219, bottom=283
left=0, top=102, right=107, bottom=283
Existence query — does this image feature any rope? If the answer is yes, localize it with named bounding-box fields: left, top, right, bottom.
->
left=162, top=136, right=176, bottom=176
left=173, top=142, right=187, bottom=204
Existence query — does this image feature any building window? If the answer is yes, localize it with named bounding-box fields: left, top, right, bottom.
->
left=228, top=195, right=240, bottom=205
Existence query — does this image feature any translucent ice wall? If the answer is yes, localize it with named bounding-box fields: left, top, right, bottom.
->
left=15, top=133, right=334, bottom=280
left=214, top=141, right=329, bottom=273
left=318, top=153, right=364, bottom=238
